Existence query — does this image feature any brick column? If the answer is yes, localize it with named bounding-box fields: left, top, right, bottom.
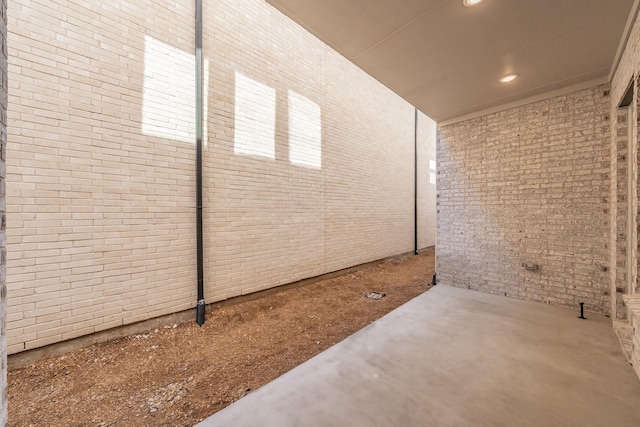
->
left=0, top=0, right=7, bottom=425
left=615, top=108, right=629, bottom=320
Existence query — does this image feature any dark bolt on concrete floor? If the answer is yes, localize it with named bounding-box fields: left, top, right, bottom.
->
left=196, top=285, right=640, bottom=427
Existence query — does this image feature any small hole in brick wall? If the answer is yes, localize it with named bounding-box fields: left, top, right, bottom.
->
left=602, top=266, right=608, bottom=272
left=604, top=90, right=610, bottom=97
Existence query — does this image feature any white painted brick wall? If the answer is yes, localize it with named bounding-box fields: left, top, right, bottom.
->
left=6, top=0, right=437, bottom=353
left=7, top=0, right=197, bottom=354
left=614, top=107, right=629, bottom=320
left=437, top=85, right=611, bottom=314
left=611, top=7, right=640, bottom=380
left=418, top=112, right=437, bottom=250
left=201, top=0, right=435, bottom=296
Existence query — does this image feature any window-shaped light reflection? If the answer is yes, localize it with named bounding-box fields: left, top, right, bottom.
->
left=234, top=72, right=276, bottom=159
left=141, top=36, right=208, bottom=144
left=288, top=91, right=322, bottom=169
left=430, top=159, right=437, bottom=184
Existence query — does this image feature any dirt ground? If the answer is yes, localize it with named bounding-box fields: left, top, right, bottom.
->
left=8, top=250, right=435, bottom=427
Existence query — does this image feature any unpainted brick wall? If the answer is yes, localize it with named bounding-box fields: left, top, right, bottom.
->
left=5, top=0, right=436, bottom=353
left=437, top=85, right=611, bottom=313
left=0, top=0, right=6, bottom=422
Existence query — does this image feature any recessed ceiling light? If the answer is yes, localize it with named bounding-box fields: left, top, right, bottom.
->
left=463, top=0, right=483, bottom=7
left=499, top=74, right=519, bottom=83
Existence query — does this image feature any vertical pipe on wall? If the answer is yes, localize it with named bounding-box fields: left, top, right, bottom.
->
left=0, top=0, right=7, bottom=422
left=195, top=0, right=206, bottom=326
left=414, top=108, right=419, bottom=255
left=627, top=103, right=635, bottom=304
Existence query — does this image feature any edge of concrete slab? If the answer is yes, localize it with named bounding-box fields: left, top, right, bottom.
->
left=196, top=285, right=640, bottom=427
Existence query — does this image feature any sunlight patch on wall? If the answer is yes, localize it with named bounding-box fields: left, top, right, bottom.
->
left=234, top=72, right=276, bottom=159
left=430, top=159, right=436, bottom=185
left=288, top=91, right=322, bottom=169
left=142, top=36, right=209, bottom=144
left=424, top=113, right=437, bottom=185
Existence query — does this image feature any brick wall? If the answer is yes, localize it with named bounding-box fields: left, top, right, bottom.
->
left=611, top=6, right=640, bottom=379
left=614, top=106, right=630, bottom=320
left=417, top=112, right=437, bottom=250
left=0, top=0, right=6, bottom=421
left=200, top=0, right=434, bottom=298
left=5, top=0, right=436, bottom=353
left=437, top=85, right=611, bottom=313
left=626, top=297, right=640, bottom=379
left=6, top=0, right=197, bottom=354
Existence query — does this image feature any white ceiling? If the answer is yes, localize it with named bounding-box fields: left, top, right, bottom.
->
left=266, top=0, right=636, bottom=123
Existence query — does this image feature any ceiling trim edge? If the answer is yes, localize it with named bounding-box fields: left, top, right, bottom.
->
left=438, top=76, right=609, bottom=127
left=609, top=0, right=640, bottom=82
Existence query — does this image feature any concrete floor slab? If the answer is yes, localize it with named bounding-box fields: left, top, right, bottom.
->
left=196, top=285, right=640, bottom=427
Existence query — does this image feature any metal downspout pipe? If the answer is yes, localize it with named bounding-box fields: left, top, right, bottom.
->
left=414, top=108, right=419, bottom=256
left=195, top=0, right=206, bottom=326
